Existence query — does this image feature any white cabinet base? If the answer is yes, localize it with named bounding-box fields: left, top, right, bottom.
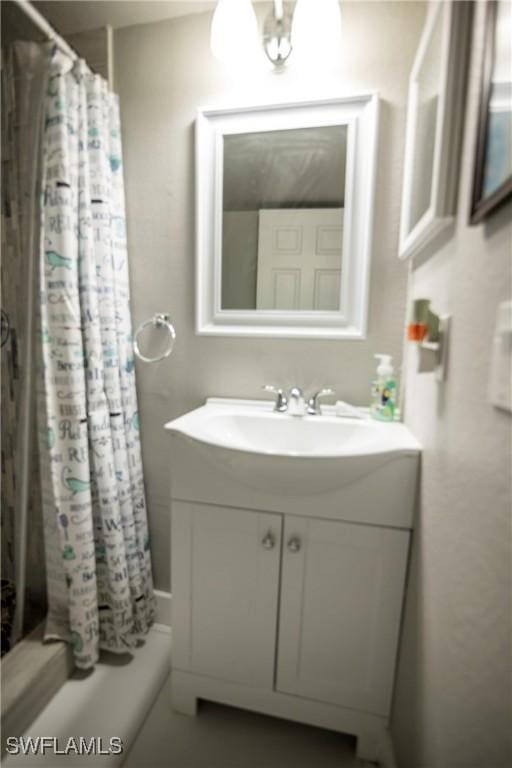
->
left=171, top=669, right=389, bottom=763
left=171, top=676, right=198, bottom=717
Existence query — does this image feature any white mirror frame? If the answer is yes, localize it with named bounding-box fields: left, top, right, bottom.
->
left=195, top=94, right=379, bottom=338
left=398, top=1, right=472, bottom=261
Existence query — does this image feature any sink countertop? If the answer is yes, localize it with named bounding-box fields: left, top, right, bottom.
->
left=165, top=398, right=421, bottom=459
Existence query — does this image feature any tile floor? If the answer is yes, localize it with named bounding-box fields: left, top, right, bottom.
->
left=2, top=623, right=375, bottom=768
left=124, top=675, right=374, bottom=768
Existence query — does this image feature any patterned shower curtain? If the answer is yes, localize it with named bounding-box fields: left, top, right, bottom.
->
left=37, top=50, right=155, bottom=668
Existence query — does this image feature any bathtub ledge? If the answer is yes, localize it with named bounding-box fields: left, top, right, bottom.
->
left=1, top=622, right=74, bottom=754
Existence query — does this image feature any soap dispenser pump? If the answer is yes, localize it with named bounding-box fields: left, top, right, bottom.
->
left=370, top=354, right=397, bottom=422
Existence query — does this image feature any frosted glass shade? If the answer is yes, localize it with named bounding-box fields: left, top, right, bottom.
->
left=210, top=0, right=260, bottom=65
left=291, top=0, right=342, bottom=68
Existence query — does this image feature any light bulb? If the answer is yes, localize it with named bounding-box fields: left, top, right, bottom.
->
left=291, top=0, right=342, bottom=69
left=210, top=0, right=260, bottom=66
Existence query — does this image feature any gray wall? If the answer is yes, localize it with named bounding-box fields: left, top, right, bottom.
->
left=1, top=0, right=47, bottom=45
left=392, top=3, right=512, bottom=766
left=114, top=3, right=426, bottom=590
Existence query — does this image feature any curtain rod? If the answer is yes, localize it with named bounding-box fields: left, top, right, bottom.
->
left=12, top=0, right=78, bottom=61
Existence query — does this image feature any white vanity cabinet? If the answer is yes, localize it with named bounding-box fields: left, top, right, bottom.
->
left=167, top=399, right=421, bottom=762
left=171, top=499, right=410, bottom=761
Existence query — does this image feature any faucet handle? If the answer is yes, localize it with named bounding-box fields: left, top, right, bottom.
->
left=262, top=384, right=288, bottom=412
left=307, top=387, right=336, bottom=415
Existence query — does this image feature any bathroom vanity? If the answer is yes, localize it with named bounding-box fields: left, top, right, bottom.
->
left=166, top=398, right=420, bottom=762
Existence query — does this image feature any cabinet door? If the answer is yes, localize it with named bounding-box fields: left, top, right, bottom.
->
left=276, top=516, right=409, bottom=716
left=171, top=501, right=282, bottom=688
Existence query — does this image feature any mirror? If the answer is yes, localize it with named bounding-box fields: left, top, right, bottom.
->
left=196, top=95, right=379, bottom=338
left=407, top=5, right=443, bottom=232
left=221, top=126, right=347, bottom=312
left=399, top=1, right=472, bottom=260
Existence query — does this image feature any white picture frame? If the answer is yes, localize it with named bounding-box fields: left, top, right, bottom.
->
left=398, top=1, right=472, bottom=261
left=195, top=94, right=379, bottom=338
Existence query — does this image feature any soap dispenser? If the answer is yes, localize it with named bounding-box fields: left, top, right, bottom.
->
left=370, top=354, right=397, bottom=422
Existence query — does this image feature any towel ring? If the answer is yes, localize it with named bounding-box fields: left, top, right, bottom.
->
left=133, top=313, right=176, bottom=363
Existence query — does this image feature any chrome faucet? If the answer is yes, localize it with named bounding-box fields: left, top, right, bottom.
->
left=287, top=386, right=305, bottom=417
left=263, top=384, right=336, bottom=415
left=307, top=387, right=336, bottom=415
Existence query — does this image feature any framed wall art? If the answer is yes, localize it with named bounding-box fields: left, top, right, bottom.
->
left=399, top=1, right=473, bottom=259
left=470, top=0, right=512, bottom=225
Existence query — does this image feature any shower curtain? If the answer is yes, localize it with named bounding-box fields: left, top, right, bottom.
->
left=5, top=44, right=155, bottom=668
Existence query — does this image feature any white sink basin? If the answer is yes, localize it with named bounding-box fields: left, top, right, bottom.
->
left=165, top=399, right=421, bottom=527
left=166, top=398, right=420, bottom=459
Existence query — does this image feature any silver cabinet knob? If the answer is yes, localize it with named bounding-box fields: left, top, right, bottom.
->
left=262, top=531, right=276, bottom=550
left=287, top=536, right=301, bottom=553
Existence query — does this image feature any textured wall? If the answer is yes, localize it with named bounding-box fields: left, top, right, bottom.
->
left=114, top=2, right=426, bottom=590
left=392, top=3, right=512, bottom=767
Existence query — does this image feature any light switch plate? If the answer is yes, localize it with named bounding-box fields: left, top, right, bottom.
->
left=488, top=300, right=512, bottom=413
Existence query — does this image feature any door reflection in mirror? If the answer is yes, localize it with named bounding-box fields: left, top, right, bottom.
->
left=221, top=126, right=347, bottom=311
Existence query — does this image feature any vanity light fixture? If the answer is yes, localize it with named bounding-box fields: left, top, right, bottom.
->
left=210, top=0, right=342, bottom=71
left=263, top=1, right=293, bottom=70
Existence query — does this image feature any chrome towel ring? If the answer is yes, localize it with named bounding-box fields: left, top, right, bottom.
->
left=133, top=313, right=176, bottom=363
